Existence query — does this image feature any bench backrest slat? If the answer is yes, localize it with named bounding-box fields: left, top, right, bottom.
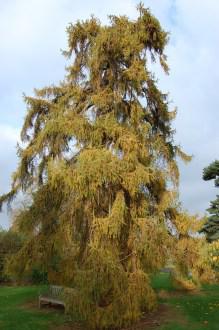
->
left=48, top=285, right=64, bottom=298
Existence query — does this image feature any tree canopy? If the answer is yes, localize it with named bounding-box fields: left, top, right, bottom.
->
left=0, top=4, right=212, bottom=329
left=0, top=228, right=22, bottom=281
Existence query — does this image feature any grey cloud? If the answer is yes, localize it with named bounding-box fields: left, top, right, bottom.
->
left=0, top=125, right=19, bottom=228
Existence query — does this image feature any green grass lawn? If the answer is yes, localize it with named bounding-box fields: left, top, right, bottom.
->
left=1, top=276, right=219, bottom=330
left=152, top=273, right=219, bottom=330
left=0, top=286, right=66, bottom=330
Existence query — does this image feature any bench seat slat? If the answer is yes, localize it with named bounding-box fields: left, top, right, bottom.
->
left=39, top=296, right=65, bottom=306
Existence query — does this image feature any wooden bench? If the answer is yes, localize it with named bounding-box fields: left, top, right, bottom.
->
left=39, top=285, right=65, bottom=309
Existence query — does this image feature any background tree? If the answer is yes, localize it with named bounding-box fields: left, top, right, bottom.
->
left=0, top=4, right=201, bottom=329
left=5, top=198, right=49, bottom=284
left=0, top=228, right=22, bottom=282
left=170, top=212, right=214, bottom=288
left=201, top=160, right=219, bottom=242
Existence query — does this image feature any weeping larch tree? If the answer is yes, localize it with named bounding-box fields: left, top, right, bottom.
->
left=0, top=4, right=212, bottom=329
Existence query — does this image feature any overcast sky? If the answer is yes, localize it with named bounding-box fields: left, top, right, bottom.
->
left=0, top=0, right=218, bottom=228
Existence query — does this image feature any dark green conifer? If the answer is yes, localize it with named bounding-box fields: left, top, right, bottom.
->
left=201, top=161, right=219, bottom=241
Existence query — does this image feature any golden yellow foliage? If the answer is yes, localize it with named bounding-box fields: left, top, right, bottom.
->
left=0, top=4, right=211, bottom=330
